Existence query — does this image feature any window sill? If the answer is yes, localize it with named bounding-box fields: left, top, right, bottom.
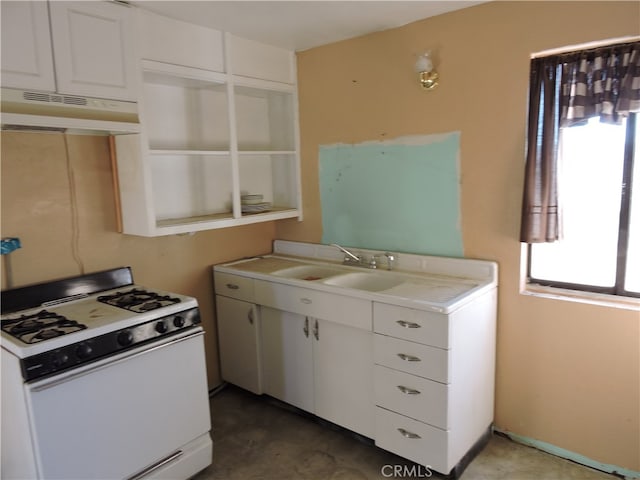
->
left=522, top=284, right=640, bottom=311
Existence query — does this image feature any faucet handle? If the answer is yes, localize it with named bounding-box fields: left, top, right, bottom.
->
left=383, top=252, right=395, bottom=270
left=373, top=252, right=395, bottom=270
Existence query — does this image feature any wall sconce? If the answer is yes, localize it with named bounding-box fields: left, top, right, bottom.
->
left=415, top=52, right=439, bottom=91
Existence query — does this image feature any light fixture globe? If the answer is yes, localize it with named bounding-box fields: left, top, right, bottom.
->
left=415, top=52, right=439, bottom=91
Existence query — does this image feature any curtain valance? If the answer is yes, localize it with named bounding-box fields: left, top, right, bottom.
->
left=559, top=42, right=640, bottom=127
left=520, top=41, right=640, bottom=244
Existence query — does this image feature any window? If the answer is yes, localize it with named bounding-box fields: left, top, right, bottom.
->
left=521, top=41, right=640, bottom=299
left=528, top=114, right=639, bottom=297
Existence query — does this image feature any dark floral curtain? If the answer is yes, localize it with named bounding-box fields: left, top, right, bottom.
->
left=520, top=41, right=640, bottom=243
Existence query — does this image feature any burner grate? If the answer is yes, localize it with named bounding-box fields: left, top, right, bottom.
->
left=1, top=310, right=87, bottom=344
left=97, top=288, right=181, bottom=313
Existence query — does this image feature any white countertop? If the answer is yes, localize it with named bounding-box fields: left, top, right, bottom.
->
left=214, top=241, right=498, bottom=314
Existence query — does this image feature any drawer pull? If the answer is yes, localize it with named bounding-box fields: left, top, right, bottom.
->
left=397, top=428, right=421, bottom=439
left=397, top=320, right=420, bottom=329
left=247, top=309, right=254, bottom=325
left=397, top=385, right=421, bottom=395
left=397, top=353, right=421, bottom=362
left=300, top=297, right=312, bottom=304
left=225, top=283, right=240, bottom=290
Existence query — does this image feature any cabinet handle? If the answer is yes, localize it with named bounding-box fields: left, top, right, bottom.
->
left=396, top=320, right=420, bottom=329
left=226, top=283, right=239, bottom=290
left=247, top=308, right=254, bottom=325
left=397, top=385, right=421, bottom=395
left=300, top=297, right=312, bottom=304
left=397, top=428, right=421, bottom=439
left=303, top=317, right=309, bottom=338
left=313, top=319, right=319, bottom=341
left=397, top=353, right=421, bottom=362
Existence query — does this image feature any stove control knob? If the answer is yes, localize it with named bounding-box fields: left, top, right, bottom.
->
left=117, top=330, right=133, bottom=347
left=173, top=316, right=185, bottom=328
left=52, top=352, right=69, bottom=368
left=76, top=343, right=93, bottom=359
left=155, top=321, right=168, bottom=334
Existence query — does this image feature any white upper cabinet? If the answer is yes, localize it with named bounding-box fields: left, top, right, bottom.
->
left=227, top=34, right=296, bottom=84
left=137, top=9, right=224, bottom=73
left=49, top=1, right=137, bottom=101
left=1, top=1, right=137, bottom=101
left=0, top=1, right=55, bottom=91
left=114, top=10, right=301, bottom=236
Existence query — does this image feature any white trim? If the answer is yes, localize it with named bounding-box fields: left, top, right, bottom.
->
left=531, top=36, right=640, bottom=59
left=522, top=284, right=640, bottom=311
left=519, top=246, right=640, bottom=311
left=0, top=113, right=140, bottom=135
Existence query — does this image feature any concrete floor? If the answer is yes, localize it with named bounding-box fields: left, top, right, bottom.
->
left=193, top=385, right=614, bottom=480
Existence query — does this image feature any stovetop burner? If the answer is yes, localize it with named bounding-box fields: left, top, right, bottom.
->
left=1, top=310, right=87, bottom=344
left=97, top=288, right=181, bottom=313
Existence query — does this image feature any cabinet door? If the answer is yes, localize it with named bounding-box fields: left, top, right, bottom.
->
left=216, top=296, right=262, bottom=394
left=261, top=307, right=314, bottom=413
left=313, top=319, right=375, bottom=438
left=49, top=1, right=137, bottom=100
left=228, top=34, right=295, bottom=84
left=138, top=9, right=224, bottom=73
left=0, top=1, right=55, bottom=91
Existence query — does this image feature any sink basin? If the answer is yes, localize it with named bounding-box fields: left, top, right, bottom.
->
left=271, top=264, right=345, bottom=281
left=322, top=272, right=404, bottom=292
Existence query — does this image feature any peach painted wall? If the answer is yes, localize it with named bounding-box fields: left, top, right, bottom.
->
left=278, top=1, right=640, bottom=472
left=0, top=131, right=276, bottom=388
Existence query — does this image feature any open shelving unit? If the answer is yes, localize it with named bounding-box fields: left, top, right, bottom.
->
left=114, top=34, right=301, bottom=236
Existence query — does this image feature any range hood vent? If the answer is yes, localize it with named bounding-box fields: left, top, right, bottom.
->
left=1, top=88, right=140, bottom=134
left=21, top=91, right=91, bottom=106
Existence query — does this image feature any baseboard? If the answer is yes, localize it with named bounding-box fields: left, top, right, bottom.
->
left=492, top=427, right=640, bottom=480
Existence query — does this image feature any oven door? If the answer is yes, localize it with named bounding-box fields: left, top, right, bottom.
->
left=25, top=329, right=211, bottom=479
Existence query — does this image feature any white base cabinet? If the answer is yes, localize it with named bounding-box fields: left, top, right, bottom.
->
left=372, top=291, right=497, bottom=474
left=312, top=317, right=374, bottom=438
left=256, top=276, right=375, bottom=439
left=261, top=308, right=315, bottom=412
left=215, top=296, right=262, bottom=395
left=214, top=272, right=262, bottom=394
left=213, top=247, right=498, bottom=477
left=261, top=307, right=374, bottom=438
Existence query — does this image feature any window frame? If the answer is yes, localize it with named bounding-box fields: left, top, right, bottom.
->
left=526, top=113, right=639, bottom=299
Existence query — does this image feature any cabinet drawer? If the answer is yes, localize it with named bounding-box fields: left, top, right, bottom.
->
left=214, top=272, right=254, bottom=302
left=374, top=366, right=448, bottom=429
left=375, top=407, right=448, bottom=474
left=374, top=335, right=449, bottom=383
left=374, top=303, right=449, bottom=348
left=254, top=280, right=371, bottom=331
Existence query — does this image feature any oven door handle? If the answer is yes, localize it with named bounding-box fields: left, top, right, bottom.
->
left=126, top=449, right=183, bottom=480
left=28, top=329, right=204, bottom=392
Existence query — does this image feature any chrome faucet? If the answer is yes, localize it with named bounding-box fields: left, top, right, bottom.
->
left=330, top=244, right=396, bottom=270
left=330, top=243, right=361, bottom=264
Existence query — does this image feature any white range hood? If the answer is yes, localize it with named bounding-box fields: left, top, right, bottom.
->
left=1, top=88, right=140, bottom=135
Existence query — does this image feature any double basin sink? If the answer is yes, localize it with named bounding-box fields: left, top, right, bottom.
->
left=270, top=264, right=404, bottom=292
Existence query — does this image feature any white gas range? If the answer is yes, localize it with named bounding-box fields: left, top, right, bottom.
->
left=1, top=267, right=212, bottom=480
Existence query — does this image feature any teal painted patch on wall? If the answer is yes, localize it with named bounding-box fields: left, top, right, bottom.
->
left=319, top=133, right=463, bottom=257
